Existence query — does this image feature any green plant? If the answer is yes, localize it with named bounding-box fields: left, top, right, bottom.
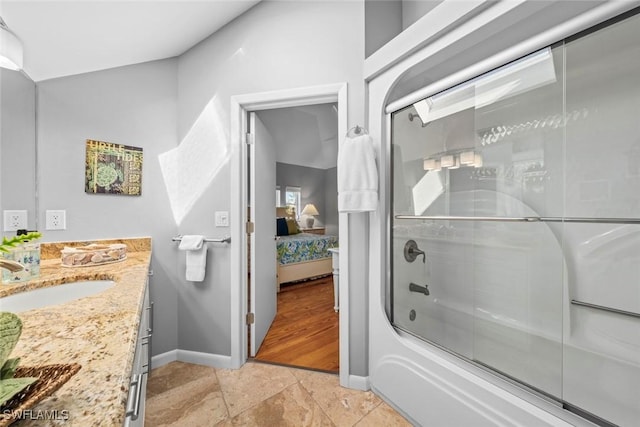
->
left=0, top=232, right=42, bottom=253
left=0, top=312, right=38, bottom=406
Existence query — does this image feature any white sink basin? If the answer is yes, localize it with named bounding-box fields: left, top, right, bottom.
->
left=0, top=280, right=116, bottom=313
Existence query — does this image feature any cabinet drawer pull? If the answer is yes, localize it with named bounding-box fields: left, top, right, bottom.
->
left=131, top=371, right=147, bottom=421
left=141, top=335, right=153, bottom=374
left=125, top=374, right=140, bottom=418
left=146, top=302, right=154, bottom=333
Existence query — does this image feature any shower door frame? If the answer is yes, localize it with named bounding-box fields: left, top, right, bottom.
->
left=365, top=2, right=639, bottom=426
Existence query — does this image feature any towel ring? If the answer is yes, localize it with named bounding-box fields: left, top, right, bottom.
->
left=346, top=125, right=368, bottom=138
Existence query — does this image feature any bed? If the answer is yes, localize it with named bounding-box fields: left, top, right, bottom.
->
left=276, top=207, right=337, bottom=290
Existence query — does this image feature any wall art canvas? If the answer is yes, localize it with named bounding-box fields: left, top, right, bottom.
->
left=85, top=139, right=143, bottom=195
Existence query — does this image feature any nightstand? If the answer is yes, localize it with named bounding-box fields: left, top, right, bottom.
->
left=301, top=227, right=325, bottom=235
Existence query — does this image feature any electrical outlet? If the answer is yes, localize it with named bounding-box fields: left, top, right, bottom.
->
left=46, top=210, right=66, bottom=230
left=3, top=210, right=28, bottom=232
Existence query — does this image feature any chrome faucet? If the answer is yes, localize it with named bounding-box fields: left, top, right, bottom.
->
left=404, top=240, right=426, bottom=263
left=409, top=282, right=430, bottom=295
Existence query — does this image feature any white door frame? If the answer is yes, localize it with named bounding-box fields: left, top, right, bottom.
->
left=230, top=83, right=350, bottom=385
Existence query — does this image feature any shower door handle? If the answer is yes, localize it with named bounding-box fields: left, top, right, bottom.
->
left=409, top=282, right=430, bottom=296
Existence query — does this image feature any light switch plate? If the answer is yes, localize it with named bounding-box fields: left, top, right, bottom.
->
left=3, top=210, right=27, bottom=232
left=215, top=211, right=229, bottom=227
left=46, top=210, right=66, bottom=230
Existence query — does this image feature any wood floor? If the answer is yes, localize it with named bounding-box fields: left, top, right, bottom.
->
left=254, top=276, right=339, bottom=373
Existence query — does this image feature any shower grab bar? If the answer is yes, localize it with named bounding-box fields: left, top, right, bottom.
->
left=171, top=236, right=231, bottom=243
left=395, top=215, right=640, bottom=224
left=571, top=300, right=640, bottom=319
left=542, top=217, right=640, bottom=224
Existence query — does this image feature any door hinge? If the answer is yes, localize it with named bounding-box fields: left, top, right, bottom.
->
left=246, top=312, right=255, bottom=325
left=245, top=133, right=255, bottom=145
left=246, top=221, right=254, bottom=234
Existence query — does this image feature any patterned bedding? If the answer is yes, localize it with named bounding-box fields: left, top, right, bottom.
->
left=276, top=233, right=338, bottom=265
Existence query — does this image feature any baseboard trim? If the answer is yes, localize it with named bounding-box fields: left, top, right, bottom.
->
left=151, top=349, right=234, bottom=370
left=177, top=349, right=234, bottom=369
left=348, top=375, right=370, bottom=391
left=156, top=349, right=362, bottom=380
left=151, top=350, right=178, bottom=369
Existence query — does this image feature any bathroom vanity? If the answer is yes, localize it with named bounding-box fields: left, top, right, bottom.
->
left=124, top=279, right=152, bottom=427
left=0, top=237, right=152, bottom=426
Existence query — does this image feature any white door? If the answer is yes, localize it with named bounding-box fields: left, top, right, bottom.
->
left=249, top=111, right=277, bottom=357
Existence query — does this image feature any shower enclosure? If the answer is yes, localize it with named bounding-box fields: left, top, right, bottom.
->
left=389, top=11, right=640, bottom=427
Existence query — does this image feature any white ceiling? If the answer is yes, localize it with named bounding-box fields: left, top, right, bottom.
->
left=258, top=103, right=339, bottom=170
left=0, top=0, right=261, bottom=82
left=1, top=0, right=337, bottom=168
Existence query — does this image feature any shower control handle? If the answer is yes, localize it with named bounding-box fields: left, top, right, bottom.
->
left=404, top=240, right=425, bottom=263
left=409, top=282, right=430, bottom=296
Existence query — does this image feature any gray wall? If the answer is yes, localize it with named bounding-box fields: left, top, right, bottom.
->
left=36, top=59, right=180, bottom=356
left=1, top=69, right=37, bottom=230
left=276, top=162, right=338, bottom=235
left=176, top=0, right=366, bottom=368
left=365, top=0, right=443, bottom=58
left=26, top=0, right=368, bottom=376
left=365, top=0, right=402, bottom=58
left=402, top=0, right=443, bottom=30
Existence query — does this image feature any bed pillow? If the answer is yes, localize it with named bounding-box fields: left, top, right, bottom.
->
left=286, top=219, right=301, bottom=235
left=276, top=217, right=289, bottom=236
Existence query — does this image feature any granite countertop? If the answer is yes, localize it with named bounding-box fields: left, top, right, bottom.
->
left=1, top=238, right=151, bottom=426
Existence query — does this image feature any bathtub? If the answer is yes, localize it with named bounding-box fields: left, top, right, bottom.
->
left=370, top=219, right=640, bottom=426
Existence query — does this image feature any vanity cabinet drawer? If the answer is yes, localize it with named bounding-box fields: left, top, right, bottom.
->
left=124, top=282, right=152, bottom=427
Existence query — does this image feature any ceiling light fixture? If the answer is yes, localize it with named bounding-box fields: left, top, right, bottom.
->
left=423, top=158, right=438, bottom=171
left=474, top=153, right=483, bottom=168
left=440, top=155, right=454, bottom=168
left=460, top=151, right=475, bottom=165
left=448, top=156, right=461, bottom=170
left=0, top=17, right=23, bottom=71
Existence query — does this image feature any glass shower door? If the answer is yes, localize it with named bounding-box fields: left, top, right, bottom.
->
left=562, top=14, right=640, bottom=426
left=389, top=9, right=640, bottom=426
left=390, top=45, right=566, bottom=398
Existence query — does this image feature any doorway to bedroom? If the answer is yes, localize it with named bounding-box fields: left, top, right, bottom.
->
left=247, top=104, right=340, bottom=373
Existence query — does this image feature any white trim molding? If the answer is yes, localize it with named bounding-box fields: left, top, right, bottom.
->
left=177, top=350, right=234, bottom=370
left=151, top=350, right=178, bottom=369
left=347, top=375, right=370, bottom=391
left=364, top=0, right=638, bottom=82
left=364, top=0, right=493, bottom=80
left=385, top=1, right=640, bottom=113
left=151, top=350, right=234, bottom=370
left=229, top=83, right=352, bottom=387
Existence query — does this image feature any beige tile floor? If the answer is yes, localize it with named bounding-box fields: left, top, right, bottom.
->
left=145, top=361, right=412, bottom=426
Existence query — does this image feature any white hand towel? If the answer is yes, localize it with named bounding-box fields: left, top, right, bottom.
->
left=338, top=134, right=378, bottom=212
left=178, top=235, right=204, bottom=250
left=178, top=235, right=207, bottom=282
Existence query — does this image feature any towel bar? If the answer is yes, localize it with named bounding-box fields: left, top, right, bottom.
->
left=171, top=236, right=231, bottom=244
left=571, top=300, right=640, bottom=319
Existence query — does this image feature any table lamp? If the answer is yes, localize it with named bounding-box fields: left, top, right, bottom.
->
left=301, top=203, right=319, bottom=228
